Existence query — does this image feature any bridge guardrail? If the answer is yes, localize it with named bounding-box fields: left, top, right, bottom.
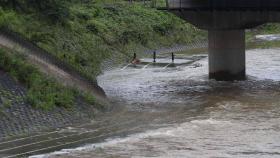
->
left=162, top=0, right=280, bottom=10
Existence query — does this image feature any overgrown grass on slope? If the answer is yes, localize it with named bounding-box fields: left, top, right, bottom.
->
left=246, top=23, right=280, bottom=48
left=0, top=48, right=97, bottom=110
left=0, top=1, right=206, bottom=80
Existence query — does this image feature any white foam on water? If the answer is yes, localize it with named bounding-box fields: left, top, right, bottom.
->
left=247, top=49, right=280, bottom=81
left=162, top=63, right=173, bottom=69
left=190, top=118, right=232, bottom=125
left=30, top=98, right=280, bottom=158
left=141, top=58, right=191, bottom=64
left=29, top=151, right=69, bottom=158
left=142, top=63, right=152, bottom=69
left=255, top=34, right=280, bottom=41
left=30, top=117, right=233, bottom=158
left=121, top=63, right=132, bottom=70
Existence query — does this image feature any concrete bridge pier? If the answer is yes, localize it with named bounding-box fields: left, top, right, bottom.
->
left=166, top=0, right=280, bottom=80
left=208, top=29, right=246, bottom=81
left=165, top=0, right=280, bottom=81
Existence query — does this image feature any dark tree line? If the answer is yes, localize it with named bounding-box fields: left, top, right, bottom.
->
left=0, top=0, right=71, bottom=22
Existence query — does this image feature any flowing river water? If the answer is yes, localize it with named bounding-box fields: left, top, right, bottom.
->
left=31, top=48, right=280, bottom=158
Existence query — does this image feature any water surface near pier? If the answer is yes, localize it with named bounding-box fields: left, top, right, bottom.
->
left=32, top=48, right=280, bottom=158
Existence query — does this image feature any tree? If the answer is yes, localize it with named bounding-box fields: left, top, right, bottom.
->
left=38, top=0, right=70, bottom=22
left=0, top=0, right=71, bottom=23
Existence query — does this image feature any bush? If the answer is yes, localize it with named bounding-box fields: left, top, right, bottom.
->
left=0, top=0, right=71, bottom=23
left=83, top=92, right=96, bottom=105
left=0, top=7, right=21, bottom=29
left=0, top=48, right=97, bottom=110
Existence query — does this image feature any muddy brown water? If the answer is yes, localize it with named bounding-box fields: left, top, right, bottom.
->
left=28, top=48, right=280, bottom=158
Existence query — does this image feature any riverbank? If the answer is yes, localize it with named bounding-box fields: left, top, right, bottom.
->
left=0, top=68, right=100, bottom=141
left=0, top=0, right=206, bottom=142
left=247, top=24, right=280, bottom=48
left=0, top=47, right=107, bottom=141
left=0, top=1, right=206, bottom=82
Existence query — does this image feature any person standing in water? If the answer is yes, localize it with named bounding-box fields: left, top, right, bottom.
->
left=131, top=53, right=140, bottom=64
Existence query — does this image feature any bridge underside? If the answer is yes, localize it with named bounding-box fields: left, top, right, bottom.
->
left=172, top=11, right=280, bottom=30
left=169, top=9, right=280, bottom=81
left=167, top=0, right=280, bottom=11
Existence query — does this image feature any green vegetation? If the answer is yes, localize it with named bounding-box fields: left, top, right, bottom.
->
left=0, top=0, right=207, bottom=110
left=245, top=23, right=280, bottom=49
left=0, top=48, right=97, bottom=110
left=0, top=0, right=206, bottom=80
left=2, top=97, right=12, bottom=108
left=0, top=0, right=71, bottom=22
left=250, top=23, right=280, bottom=35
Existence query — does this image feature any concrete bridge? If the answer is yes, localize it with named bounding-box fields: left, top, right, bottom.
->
left=164, top=0, right=280, bottom=81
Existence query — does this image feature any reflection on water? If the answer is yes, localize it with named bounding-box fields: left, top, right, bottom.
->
left=32, top=49, right=280, bottom=158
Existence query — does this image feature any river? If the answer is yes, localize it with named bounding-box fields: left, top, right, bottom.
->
left=31, top=48, right=280, bottom=158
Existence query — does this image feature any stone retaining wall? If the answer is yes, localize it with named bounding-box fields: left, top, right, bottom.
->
left=0, top=70, right=98, bottom=141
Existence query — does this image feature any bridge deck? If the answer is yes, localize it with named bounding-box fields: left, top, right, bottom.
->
left=166, top=0, right=280, bottom=10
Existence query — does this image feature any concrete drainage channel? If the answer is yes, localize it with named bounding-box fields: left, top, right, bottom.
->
left=121, top=55, right=207, bottom=70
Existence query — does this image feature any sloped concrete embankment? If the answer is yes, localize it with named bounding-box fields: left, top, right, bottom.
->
left=0, top=29, right=106, bottom=101
left=0, top=29, right=108, bottom=140
left=0, top=70, right=99, bottom=140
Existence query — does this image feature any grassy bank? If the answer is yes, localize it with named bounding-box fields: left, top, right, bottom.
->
left=0, top=48, right=98, bottom=110
left=246, top=23, right=280, bottom=49
left=0, top=1, right=206, bottom=81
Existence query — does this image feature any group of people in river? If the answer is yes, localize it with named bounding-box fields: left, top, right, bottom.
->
left=131, top=51, right=175, bottom=65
